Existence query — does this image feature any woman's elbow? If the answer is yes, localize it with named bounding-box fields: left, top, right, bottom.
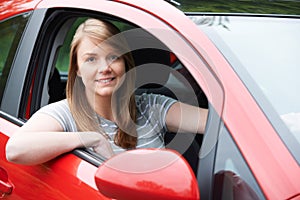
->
left=5, top=138, right=26, bottom=163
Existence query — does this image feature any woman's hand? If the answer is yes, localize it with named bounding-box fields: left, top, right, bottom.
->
left=92, top=134, right=114, bottom=159
left=77, top=131, right=114, bottom=159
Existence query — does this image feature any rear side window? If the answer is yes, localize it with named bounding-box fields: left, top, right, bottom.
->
left=213, top=125, right=264, bottom=200
left=0, top=13, right=30, bottom=104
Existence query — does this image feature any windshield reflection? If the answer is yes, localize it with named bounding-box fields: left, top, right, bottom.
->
left=192, top=15, right=300, bottom=162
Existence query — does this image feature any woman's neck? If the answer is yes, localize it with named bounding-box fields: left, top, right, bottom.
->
left=86, top=93, right=114, bottom=121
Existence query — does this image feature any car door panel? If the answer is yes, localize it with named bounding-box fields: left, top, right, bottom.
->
left=0, top=116, right=107, bottom=199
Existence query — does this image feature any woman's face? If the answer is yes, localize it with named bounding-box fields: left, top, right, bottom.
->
left=76, top=36, right=126, bottom=99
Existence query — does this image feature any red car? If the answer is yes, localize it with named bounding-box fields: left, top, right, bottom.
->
left=0, top=0, right=299, bottom=199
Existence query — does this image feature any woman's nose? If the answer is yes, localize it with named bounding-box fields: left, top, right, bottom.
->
left=98, top=60, right=111, bottom=73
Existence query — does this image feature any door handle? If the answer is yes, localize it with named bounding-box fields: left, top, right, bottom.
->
left=0, top=167, right=13, bottom=197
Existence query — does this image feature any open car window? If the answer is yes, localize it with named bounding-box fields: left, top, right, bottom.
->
left=53, top=17, right=208, bottom=109
left=26, top=9, right=214, bottom=175
left=50, top=16, right=208, bottom=171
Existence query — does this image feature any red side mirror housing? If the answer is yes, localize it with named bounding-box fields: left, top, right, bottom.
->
left=95, top=149, right=199, bottom=200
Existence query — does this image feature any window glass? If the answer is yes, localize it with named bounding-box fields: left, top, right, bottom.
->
left=214, top=125, right=264, bottom=200
left=0, top=13, right=30, bottom=104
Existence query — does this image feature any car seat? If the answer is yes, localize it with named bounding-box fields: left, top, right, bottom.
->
left=48, top=67, right=65, bottom=103
left=131, top=46, right=203, bottom=174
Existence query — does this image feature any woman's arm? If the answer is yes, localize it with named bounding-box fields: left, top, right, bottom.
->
left=165, top=102, right=208, bottom=134
left=5, top=113, right=103, bottom=165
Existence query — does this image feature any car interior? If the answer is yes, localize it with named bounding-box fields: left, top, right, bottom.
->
left=44, top=15, right=209, bottom=174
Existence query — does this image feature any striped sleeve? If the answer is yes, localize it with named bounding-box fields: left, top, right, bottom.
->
left=35, top=99, right=78, bottom=132
left=151, top=93, right=177, bottom=132
left=136, top=93, right=177, bottom=132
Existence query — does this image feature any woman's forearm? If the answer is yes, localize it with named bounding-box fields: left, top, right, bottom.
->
left=5, top=131, right=101, bottom=165
left=166, top=102, right=208, bottom=134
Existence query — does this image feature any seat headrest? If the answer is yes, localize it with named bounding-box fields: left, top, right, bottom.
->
left=132, top=48, right=171, bottom=89
left=123, top=29, right=172, bottom=89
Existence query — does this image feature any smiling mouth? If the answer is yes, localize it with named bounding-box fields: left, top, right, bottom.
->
left=96, top=77, right=115, bottom=84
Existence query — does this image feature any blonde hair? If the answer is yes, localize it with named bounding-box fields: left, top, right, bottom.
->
left=66, top=18, right=137, bottom=149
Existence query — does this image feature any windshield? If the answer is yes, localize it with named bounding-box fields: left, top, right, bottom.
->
left=173, top=0, right=300, bottom=15
left=191, top=15, right=300, bottom=163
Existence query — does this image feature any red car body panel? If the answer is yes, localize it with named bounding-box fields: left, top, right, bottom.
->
left=0, top=0, right=41, bottom=21
left=0, top=119, right=108, bottom=199
left=0, top=0, right=299, bottom=199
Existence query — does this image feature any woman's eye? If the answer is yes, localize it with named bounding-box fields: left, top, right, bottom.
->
left=86, top=57, right=96, bottom=63
left=108, top=55, right=119, bottom=62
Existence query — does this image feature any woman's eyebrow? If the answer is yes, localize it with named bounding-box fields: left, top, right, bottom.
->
left=81, top=52, right=98, bottom=57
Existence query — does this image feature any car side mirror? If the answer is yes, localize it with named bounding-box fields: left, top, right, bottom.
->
left=94, top=149, right=199, bottom=200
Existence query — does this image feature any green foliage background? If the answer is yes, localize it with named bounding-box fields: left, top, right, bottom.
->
left=178, top=0, right=300, bottom=15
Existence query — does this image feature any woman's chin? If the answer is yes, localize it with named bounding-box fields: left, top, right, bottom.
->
left=95, top=89, right=114, bottom=98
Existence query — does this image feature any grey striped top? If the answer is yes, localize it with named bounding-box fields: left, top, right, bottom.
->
left=36, top=93, right=177, bottom=154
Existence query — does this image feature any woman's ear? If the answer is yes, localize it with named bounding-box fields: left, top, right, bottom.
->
left=77, top=70, right=82, bottom=77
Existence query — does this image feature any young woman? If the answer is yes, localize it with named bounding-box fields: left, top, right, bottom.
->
left=6, top=18, right=208, bottom=165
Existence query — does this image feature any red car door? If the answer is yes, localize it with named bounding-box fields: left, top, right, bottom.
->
left=0, top=0, right=214, bottom=199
